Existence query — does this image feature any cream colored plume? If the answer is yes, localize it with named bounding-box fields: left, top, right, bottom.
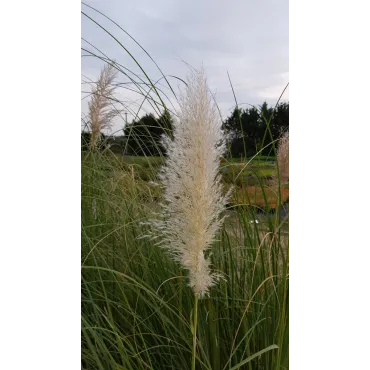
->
left=88, top=62, right=121, bottom=149
left=150, top=69, right=230, bottom=298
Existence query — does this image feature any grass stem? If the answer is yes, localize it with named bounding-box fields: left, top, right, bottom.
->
left=192, top=295, right=199, bottom=370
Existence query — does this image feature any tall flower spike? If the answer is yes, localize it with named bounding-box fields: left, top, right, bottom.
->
left=152, top=69, right=230, bottom=298
left=88, top=62, right=121, bottom=149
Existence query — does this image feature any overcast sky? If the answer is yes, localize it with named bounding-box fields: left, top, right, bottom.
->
left=81, top=0, right=289, bottom=134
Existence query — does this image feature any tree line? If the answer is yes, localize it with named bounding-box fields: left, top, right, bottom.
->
left=82, top=101, right=289, bottom=158
left=224, top=101, right=289, bottom=157
left=82, top=63, right=288, bottom=157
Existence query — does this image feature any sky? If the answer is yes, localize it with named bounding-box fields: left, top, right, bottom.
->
left=81, top=0, right=289, bottom=134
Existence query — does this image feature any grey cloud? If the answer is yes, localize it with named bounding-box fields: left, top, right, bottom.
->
left=82, top=0, right=288, bottom=130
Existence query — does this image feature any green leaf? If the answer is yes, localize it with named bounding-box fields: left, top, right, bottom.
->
left=229, top=345, right=279, bottom=370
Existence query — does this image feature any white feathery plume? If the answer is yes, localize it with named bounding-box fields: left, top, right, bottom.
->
left=88, top=62, right=121, bottom=149
left=150, top=69, right=230, bottom=298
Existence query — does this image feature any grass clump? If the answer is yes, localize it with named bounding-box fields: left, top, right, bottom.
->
left=82, top=150, right=289, bottom=370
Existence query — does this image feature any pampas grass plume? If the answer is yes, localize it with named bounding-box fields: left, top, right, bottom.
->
left=88, top=62, right=121, bottom=149
left=151, top=69, right=230, bottom=298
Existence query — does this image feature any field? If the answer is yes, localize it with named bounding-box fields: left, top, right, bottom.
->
left=91, top=154, right=289, bottom=208
left=81, top=151, right=289, bottom=370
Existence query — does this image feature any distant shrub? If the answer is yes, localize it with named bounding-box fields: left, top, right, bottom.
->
left=81, top=132, right=107, bottom=152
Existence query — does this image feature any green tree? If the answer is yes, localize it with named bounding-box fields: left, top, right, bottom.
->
left=124, top=111, right=173, bottom=156
left=223, top=102, right=289, bottom=158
